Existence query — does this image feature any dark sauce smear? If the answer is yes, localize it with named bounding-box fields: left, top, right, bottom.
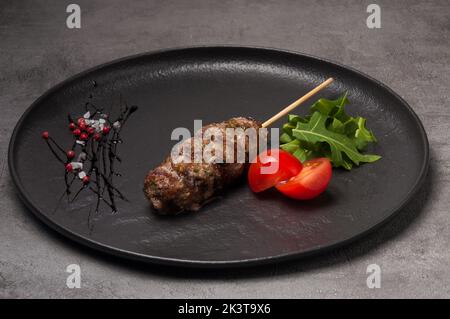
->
left=41, top=81, right=137, bottom=221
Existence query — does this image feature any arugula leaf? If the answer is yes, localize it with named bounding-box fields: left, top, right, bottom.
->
left=280, top=132, right=293, bottom=144
left=280, top=93, right=381, bottom=170
left=293, top=111, right=381, bottom=167
left=311, top=92, right=349, bottom=120
left=353, top=117, right=377, bottom=150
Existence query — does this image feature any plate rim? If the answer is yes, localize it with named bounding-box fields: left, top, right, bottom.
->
left=8, top=45, right=430, bottom=268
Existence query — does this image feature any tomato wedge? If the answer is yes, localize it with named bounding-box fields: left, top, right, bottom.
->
left=248, top=149, right=303, bottom=193
left=275, top=158, right=332, bottom=200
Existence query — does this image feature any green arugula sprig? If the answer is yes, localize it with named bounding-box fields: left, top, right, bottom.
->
left=280, top=93, right=381, bottom=170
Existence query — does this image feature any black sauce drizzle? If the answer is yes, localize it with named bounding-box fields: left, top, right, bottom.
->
left=41, top=81, right=137, bottom=218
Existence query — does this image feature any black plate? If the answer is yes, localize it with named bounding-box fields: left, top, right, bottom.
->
left=8, top=47, right=429, bottom=268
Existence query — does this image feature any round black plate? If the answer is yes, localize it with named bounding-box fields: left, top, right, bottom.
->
left=9, top=47, right=429, bottom=268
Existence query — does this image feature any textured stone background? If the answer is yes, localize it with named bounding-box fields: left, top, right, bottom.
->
left=0, top=0, right=449, bottom=298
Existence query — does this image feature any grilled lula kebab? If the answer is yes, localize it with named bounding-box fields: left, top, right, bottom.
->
left=144, top=78, right=334, bottom=214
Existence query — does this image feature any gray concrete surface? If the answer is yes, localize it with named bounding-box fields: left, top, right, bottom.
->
left=0, top=0, right=449, bottom=298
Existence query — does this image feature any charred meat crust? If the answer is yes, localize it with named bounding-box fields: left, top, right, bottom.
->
left=143, top=117, right=261, bottom=214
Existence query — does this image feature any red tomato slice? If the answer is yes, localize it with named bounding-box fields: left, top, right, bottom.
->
left=275, top=158, right=332, bottom=200
left=248, top=149, right=303, bottom=193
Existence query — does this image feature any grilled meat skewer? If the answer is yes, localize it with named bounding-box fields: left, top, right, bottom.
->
left=143, top=117, right=261, bottom=214
left=143, top=79, right=334, bottom=214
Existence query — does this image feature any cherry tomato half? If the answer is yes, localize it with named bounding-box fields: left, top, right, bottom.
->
left=275, top=158, right=332, bottom=200
left=248, top=149, right=303, bottom=193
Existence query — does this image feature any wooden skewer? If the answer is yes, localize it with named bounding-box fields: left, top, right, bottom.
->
left=261, top=77, right=334, bottom=128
